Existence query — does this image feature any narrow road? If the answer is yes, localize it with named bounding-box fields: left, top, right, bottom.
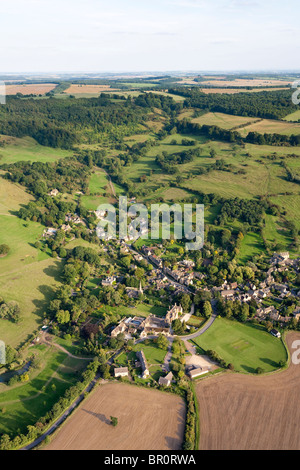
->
left=181, top=299, right=218, bottom=341
left=125, top=243, right=194, bottom=294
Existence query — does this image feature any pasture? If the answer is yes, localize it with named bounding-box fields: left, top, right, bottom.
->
left=239, top=118, right=300, bottom=136
left=190, top=112, right=300, bottom=135
left=0, top=178, right=62, bottom=347
left=0, top=135, right=72, bottom=165
left=44, top=382, right=185, bottom=450
left=283, top=110, right=300, bottom=122
left=191, top=112, right=258, bottom=129
left=0, top=344, right=87, bottom=436
left=196, top=332, right=300, bottom=450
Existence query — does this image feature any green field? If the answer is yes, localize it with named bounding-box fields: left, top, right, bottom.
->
left=0, top=178, right=62, bottom=347
left=0, top=136, right=72, bottom=165
left=190, top=112, right=300, bottom=135
left=283, top=110, right=300, bottom=122
left=81, top=169, right=120, bottom=210
left=0, top=345, right=87, bottom=435
left=191, top=112, right=258, bottom=130
left=88, top=170, right=109, bottom=194
left=237, top=232, right=265, bottom=264
left=115, top=341, right=166, bottom=369
left=239, top=119, right=300, bottom=136
left=191, top=318, right=287, bottom=374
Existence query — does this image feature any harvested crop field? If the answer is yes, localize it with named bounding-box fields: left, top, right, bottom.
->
left=200, top=87, right=290, bottom=94
left=5, top=84, right=56, bottom=95
left=196, top=332, right=300, bottom=450
left=239, top=118, right=300, bottom=136
left=64, top=84, right=117, bottom=94
left=45, top=382, right=186, bottom=450
left=201, top=78, right=291, bottom=87
left=191, top=112, right=258, bottom=130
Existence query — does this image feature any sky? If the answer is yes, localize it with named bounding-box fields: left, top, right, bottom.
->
left=0, top=0, right=299, bottom=73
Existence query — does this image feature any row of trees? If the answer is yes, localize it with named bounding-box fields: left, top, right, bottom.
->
left=169, top=88, right=298, bottom=120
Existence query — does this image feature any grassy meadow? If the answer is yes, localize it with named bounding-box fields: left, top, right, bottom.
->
left=0, top=344, right=87, bottom=435
left=0, top=178, right=62, bottom=347
left=0, top=136, right=72, bottom=165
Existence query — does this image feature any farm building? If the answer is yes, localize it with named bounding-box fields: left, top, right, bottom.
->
left=114, top=367, right=129, bottom=378
left=270, top=329, right=281, bottom=338
left=137, top=350, right=149, bottom=379
left=158, top=372, right=173, bottom=387
left=48, top=188, right=59, bottom=197
left=188, top=367, right=209, bottom=379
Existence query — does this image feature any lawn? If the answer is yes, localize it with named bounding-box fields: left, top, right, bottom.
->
left=133, top=342, right=167, bottom=366
left=115, top=342, right=167, bottom=371
left=191, top=318, right=287, bottom=374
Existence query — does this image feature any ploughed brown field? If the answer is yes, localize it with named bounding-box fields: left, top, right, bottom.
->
left=200, top=87, right=290, bottom=94
left=64, top=84, right=117, bottom=94
left=196, top=332, right=300, bottom=450
left=5, top=84, right=56, bottom=95
left=45, top=383, right=186, bottom=450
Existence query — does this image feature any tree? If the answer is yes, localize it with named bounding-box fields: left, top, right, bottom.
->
left=110, top=416, right=118, bottom=426
left=156, top=334, right=169, bottom=350
left=203, top=301, right=212, bottom=319
left=180, top=294, right=192, bottom=312
left=0, top=244, right=10, bottom=256
left=172, top=318, right=185, bottom=335
left=56, top=310, right=70, bottom=324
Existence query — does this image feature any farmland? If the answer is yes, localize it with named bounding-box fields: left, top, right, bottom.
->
left=44, top=382, right=186, bottom=450
left=177, top=78, right=292, bottom=87
left=199, top=87, right=290, bottom=94
left=63, top=84, right=117, bottom=96
left=0, top=75, right=299, bottom=451
left=5, top=84, right=57, bottom=95
left=196, top=332, right=300, bottom=450
left=238, top=118, right=300, bottom=136
left=190, top=112, right=300, bottom=136
left=191, top=112, right=258, bottom=130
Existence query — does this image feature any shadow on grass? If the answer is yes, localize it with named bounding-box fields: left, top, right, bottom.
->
left=259, top=357, right=280, bottom=368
